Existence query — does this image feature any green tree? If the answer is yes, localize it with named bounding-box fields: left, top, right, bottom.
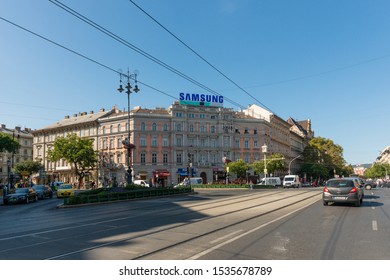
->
left=301, top=137, right=348, bottom=180
left=14, top=160, right=44, bottom=185
left=14, top=160, right=44, bottom=176
left=227, top=159, right=249, bottom=179
left=47, top=133, right=97, bottom=187
left=0, top=132, right=20, bottom=153
left=251, top=153, right=285, bottom=177
left=364, top=163, right=390, bottom=178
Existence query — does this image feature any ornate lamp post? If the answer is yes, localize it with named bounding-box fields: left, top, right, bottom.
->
left=117, top=69, right=140, bottom=185
left=262, top=144, right=268, bottom=178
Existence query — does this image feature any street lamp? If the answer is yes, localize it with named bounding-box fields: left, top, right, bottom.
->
left=288, top=155, right=302, bottom=175
left=117, top=69, right=140, bottom=185
left=7, top=158, right=11, bottom=189
left=262, top=144, right=268, bottom=178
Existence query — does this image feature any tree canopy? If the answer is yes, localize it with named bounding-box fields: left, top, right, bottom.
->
left=251, top=153, right=285, bottom=177
left=47, top=133, right=97, bottom=186
left=14, top=160, right=44, bottom=176
left=300, top=137, right=351, bottom=180
left=0, top=132, right=20, bottom=154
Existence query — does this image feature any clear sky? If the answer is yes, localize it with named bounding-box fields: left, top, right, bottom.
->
left=1, top=0, right=389, bottom=165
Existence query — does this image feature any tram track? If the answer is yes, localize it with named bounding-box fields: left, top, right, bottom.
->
left=47, top=190, right=321, bottom=260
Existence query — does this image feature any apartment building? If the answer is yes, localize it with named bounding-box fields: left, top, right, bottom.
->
left=32, top=99, right=313, bottom=187
left=0, top=124, right=33, bottom=184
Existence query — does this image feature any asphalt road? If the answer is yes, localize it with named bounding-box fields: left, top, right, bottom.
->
left=0, top=187, right=389, bottom=260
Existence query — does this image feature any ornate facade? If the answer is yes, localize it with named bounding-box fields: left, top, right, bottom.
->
left=31, top=102, right=313, bottom=187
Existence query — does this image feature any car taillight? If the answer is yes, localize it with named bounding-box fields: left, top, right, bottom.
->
left=323, top=187, right=329, bottom=193
left=349, top=187, right=357, bottom=193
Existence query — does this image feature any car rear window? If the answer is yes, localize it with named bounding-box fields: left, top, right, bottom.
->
left=327, top=180, right=354, bottom=188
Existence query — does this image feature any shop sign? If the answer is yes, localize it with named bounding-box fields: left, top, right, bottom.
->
left=179, top=92, right=223, bottom=107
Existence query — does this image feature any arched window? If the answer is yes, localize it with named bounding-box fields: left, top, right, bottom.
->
left=152, top=123, right=157, bottom=131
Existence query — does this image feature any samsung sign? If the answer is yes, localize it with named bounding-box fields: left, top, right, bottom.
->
left=179, top=92, right=223, bottom=107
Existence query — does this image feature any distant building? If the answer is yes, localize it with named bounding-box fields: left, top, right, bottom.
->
left=376, top=146, right=390, bottom=164
left=0, top=124, right=33, bottom=184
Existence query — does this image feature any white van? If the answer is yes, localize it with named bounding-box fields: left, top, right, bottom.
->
left=133, top=180, right=150, bottom=188
left=283, top=175, right=301, bottom=188
left=174, top=177, right=203, bottom=188
left=257, top=177, right=281, bottom=187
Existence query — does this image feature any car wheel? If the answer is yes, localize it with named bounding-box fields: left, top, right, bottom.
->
left=323, top=201, right=328, bottom=206
left=365, top=184, right=372, bottom=190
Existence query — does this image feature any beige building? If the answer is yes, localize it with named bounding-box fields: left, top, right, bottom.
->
left=32, top=108, right=117, bottom=186
left=0, top=124, right=33, bottom=185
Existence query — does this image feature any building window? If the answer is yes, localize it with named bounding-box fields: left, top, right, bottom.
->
left=163, top=124, right=168, bottom=131
left=177, top=153, right=182, bottom=164
left=200, top=125, right=205, bottom=133
left=162, top=138, right=168, bottom=147
left=141, top=122, right=146, bottom=131
left=189, top=124, right=194, bottom=132
left=152, top=123, right=157, bottom=131
left=235, top=140, right=240, bottom=148
left=152, top=153, right=157, bottom=165
left=109, top=139, right=114, bottom=149
left=110, top=125, right=113, bottom=134
left=244, top=140, right=249, bottom=149
left=176, top=136, right=182, bottom=147
left=152, top=137, right=158, bottom=147
left=140, top=153, right=146, bottom=165
left=176, top=123, right=182, bottom=132
left=102, top=127, right=106, bottom=135
left=140, top=138, right=146, bottom=147
left=118, top=124, right=121, bottom=132
left=254, top=140, right=258, bottom=148
left=163, top=153, right=168, bottom=164
left=211, top=126, right=216, bottom=133
left=102, top=139, right=107, bottom=149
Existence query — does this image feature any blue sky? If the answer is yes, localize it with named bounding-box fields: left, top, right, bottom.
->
left=1, top=0, right=389, bottom=165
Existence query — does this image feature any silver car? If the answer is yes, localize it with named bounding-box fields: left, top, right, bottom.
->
left=323, top=178, right=364, bottom=207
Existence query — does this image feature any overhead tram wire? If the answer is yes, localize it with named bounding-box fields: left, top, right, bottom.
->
left=0, top=16, right=273, bottom=135
left=49, top=0, right=244, bottom=110
left=127, top=0, right=274, bottom=113
left=0, top=16, right=177, bottom=101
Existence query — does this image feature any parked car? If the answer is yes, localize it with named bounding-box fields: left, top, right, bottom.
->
left=283, top=175, right=301, bottom=188
left=174, top=177, right=203, bottom=188
left=32, top=185, right=53, bottom=199
left=133, top=180, right=150, bottom=188
left=363, top=180, right=377, bottom=190
left=323, top=178, right=364, bottom=207
left=257, top=177, right=282, bottom=187
left=4, top=188, right=38, bottom=204
left=56, top=184, right=75, bottom=198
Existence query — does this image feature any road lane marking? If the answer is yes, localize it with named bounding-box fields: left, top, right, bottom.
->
left=210, top=230, right=243, bottom=244
left=372, top=220, right=378, bottom=231
left=187, top=197, right=321, bottom=260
